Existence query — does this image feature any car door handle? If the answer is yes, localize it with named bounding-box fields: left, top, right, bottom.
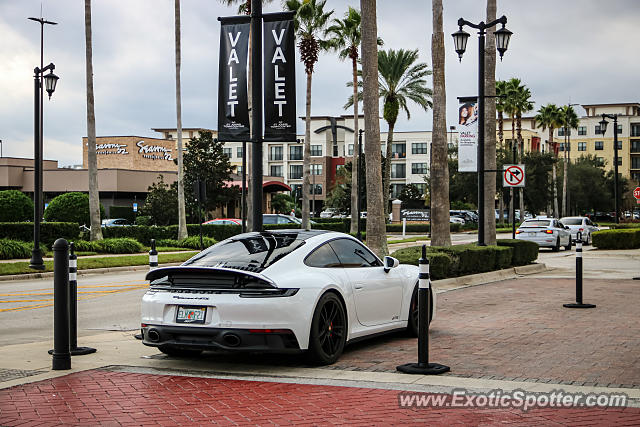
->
left=354, top=285, right=364, bottom=290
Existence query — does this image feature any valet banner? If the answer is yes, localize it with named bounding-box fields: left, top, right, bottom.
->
left=218, top=17, right=250, bottom=142
left=458, top=101, right=478, bottom=172
left=263, top=16, right=296, bottom=142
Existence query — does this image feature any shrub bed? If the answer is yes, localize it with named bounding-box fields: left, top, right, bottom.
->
left=608, top=223, right=640, bottom=229
left=390, top=246, right=452, bottom=280
left=0, top=239, right=34, bottom=260
left=73, top=238, right=143, bottom=254
left=592, top=229, right=640, bottom=249
left=496, top=239, right=539, bottom=266
left=0, top=222, right=79, bottom=245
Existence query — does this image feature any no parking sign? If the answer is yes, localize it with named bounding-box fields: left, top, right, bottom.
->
left=503, top=164, right=525, bottom=188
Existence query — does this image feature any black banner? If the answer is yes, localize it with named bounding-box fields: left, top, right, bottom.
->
left=218, top=17, right=250, bottom=142
left=263, top=17, right=296, bottom=142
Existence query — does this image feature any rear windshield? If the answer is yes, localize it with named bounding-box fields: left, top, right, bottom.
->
left=522, top=220, right=550, bottom=227
left=183, top=233, right=305, bottom=272
left=561, top=219, right=582, bottom=225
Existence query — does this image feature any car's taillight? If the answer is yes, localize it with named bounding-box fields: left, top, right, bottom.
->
left=141, top=323, right=148, bottom=327
left=545, top=229, right=554, bottom=234
left=515, top=230, right=522, bottom=234
left=579, top=228, right=583, bottom=231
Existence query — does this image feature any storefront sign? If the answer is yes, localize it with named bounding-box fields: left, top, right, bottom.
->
left=136, top=141, right=173, bottom=161
left=95, top=143, right=129, bottom=155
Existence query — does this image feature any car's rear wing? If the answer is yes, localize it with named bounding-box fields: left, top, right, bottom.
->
left=146, top=266, right=276, bottom=289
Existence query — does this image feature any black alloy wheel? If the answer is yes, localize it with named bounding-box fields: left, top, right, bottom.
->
left=553, top=237, right=561, bottom=252
left=565, top=237, right=572, bottom=251
left=308, top=292, right=347, bottom=365
left=408, top=285, right=434, bottom=337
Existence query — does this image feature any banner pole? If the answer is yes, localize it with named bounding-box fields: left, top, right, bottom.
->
left=250, top=0, right=263, bottom=232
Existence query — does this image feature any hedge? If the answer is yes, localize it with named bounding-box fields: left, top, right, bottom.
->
left=608, top=223, right=640, bottom=230
left=385, top=222, right=462, bottom=233
left=0, top=190, right=34, bottom=222
left=391, top=242, right=533, bottom=280
left=72, top=238, right=143, bottom=254
left=592, top=229, right=640, bottom=249
left=0, top=222, right=79, bottom=245
left=0, top=239, right=47, bottom=260
left=496, top=239, right=539, bottom=266
left=102, top=224, right=241, bottom=243
left=43, top=192, right=105, bottom=225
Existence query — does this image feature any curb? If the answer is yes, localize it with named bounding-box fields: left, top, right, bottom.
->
left=0, top=262, right=183, bottom=282
left=433, top=263, right=546, bottom=292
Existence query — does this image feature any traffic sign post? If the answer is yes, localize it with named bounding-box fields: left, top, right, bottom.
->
left=503, top=164, right=525, bottom=188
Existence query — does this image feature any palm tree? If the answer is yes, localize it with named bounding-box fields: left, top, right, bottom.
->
left=559, top=104, right=579, bottom=216
left=285, top=0, right=333, bottom=230
left=84, top=0, right=103, bottom=241
left=495, top=79, right=508, bottom=223
left=535, top=103, right=562, bottom=217
left=219, top=0, right=272, bottom=14
left=175, top=0, right=187, bottom=240
left=511, top=80, right=534, bottom=218
left=346, top=49, right=432, bottom=219
left=483, top=0, right=497, bottom=245
left=430, top=0, right=450, bottom=246
left=325, top=7, right=364, bottom=234
left=359, top=0, right=386, bottom=256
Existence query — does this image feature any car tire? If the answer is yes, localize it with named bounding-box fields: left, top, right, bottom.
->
left=407, top=285, right=434, bottom=337
left=158, top=345, right=203, bottom=358
left=307, top=292, right=347, bottom=365
left=565, top=237, right=572, bottom=251
left=553, top=237, right=560, bottom=252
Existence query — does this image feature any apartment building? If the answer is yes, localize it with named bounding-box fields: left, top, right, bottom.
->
left=154, top=116, right=459, bottom=212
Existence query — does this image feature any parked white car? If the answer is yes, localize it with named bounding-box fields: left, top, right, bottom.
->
left=515, top=218, right=572, bottom=251
left=559, top=216, right=599, bottom=245
left=449, top=216, right=465, bottom=224
left=141, top=230, right=435, bottom=365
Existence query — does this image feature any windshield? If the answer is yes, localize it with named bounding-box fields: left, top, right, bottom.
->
left=522, top=220, right=551, bottom=227
left=183, top=232, right=305, bottom=272
left=561, top=218, right=582, bottom=225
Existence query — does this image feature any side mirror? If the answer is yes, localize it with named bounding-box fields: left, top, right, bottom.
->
left=383, top=256, right=399, bottom=273
left=565, top=226, right=570, bottom=230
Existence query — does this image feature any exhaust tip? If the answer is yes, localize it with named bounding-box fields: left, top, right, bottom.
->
left=222, top=333, right=241, bottom=347
left=147, top=329, right=160, bottom=343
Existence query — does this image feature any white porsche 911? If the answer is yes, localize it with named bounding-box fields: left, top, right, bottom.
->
left=141, top=230, right=435, bottom=365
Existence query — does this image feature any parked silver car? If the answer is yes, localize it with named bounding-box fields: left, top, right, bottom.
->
left=559, top=216, right=599, bottom=245
left=515, top=218, right=572, bottom=251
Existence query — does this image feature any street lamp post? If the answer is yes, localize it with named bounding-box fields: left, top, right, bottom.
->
left=598, top=114, right=621, bottom=224
left=356, top=129, right=364, bottom=241
left=452, top=16, right=512, bottom=246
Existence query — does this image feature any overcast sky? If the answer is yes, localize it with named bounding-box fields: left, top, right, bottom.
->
left=1, top=0, right=638, bottom=166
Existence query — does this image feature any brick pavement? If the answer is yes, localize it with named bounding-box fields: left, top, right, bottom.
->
left=160, top=278, right=639, bottom=388
left=1, top=369, right=639, bottom=426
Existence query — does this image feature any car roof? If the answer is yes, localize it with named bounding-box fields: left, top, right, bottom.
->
left=227, top=229, right=330, bottom=241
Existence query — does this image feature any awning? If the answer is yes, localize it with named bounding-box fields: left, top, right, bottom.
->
left=224, top=180, right=291, bottom=192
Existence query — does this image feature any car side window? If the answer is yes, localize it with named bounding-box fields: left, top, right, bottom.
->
left=277, top=216, right=290, bottom=224
left=263, top=216, right=276, bottom=225
left=304, top=243, right=342, bottom=268
left=329, top=238, right=382, bottom=268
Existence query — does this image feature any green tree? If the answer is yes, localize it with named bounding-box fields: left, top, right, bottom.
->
left=448, top=146, right=477, bottom=208
left=0, top=190, right=34, bottom=222
left=535, top=103, right=562, bottom=217
left=509, top=78, right=533, bottom=219
left=399, top=184, right=424, bottom=209
left=182, top=131, right=237, bottom=215
left=271, top=193, right=295, bottom=214
left=219, top=0, right=272, bottom=14
left=347, top=49, right=432, bottom=218
left=44, top=192, right=105, bottom=226
left=140, top=175, right=178, bottom=226
left=558, top=104, right=579, bottom=216
left=521, top=152, right=555, bottom=215
left=285, top=0, right=333, bottom=230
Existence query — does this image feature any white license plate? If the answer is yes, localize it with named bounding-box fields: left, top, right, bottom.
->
left=176, top=306, right=206, bottom=324
left=528, top=232, right=536, bottom=236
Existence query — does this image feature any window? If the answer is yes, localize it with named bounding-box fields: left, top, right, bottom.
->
left=269, top=145, right=283, bottom=161
left=414, top=183, right=427, bottom=194
left=558, top=128, right=567, bottom=136
left=391, top=163, right=406, bottom=178
left=616, top=124, right=623, bottom=135
left=411, top=163, right=428, bottom=174
left=310, top=164, right=323, bottom=175
left=289, top=164, right=303, bottom=179
left=595, top=141, right=604, bottom=150
left=559, top=143, right=568, bottom=151
left=270, top=165, right=283, bottom=177
left=348, top=144, right=354, bottom=156
left=412, top=142, right=428, bottom=154
left=578, top=142, right=586, bottom=151
left=309, top=184, right=322, bottom=195
left=595, top=125, right=602, bottom=135
left=290, top=184, right=302, bottom=199
left=578, top=126, right=586, bottom=136
left=333, top=144, right=339, bottom=157
left=616, top=156, right=622, bottom=166
left=289, top=145, right=303, bottom=160
left=617, top=140, right=622, bottom=150
left=632, top=172, right=640, bottom=181
left=596, top=157, right=604, bottom=166
left=391, top=184, right=405, bottom=198
left=304, top=244, right=341, bottom=268
left=310, top=145, right=322, bottom=156
left=237, top=165, right=243, bottom=174
left=237, top=146, right=243, bottom=158
left=633, top=156, right=640, bottom=169
left=631, top=140, right=640, bottom=153
left=328, top=238, right=381, bottom=268
left=391, top=143, right=406, bottom=158
left=223, top=148, right=232, bottom=158
left=631, top=124, right=640, bottom=137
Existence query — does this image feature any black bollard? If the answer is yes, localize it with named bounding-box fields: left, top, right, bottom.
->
left=149, top=239, right=158, bottom=270
left=52, top=238, right=71, bottom=370
left=68, top=243, right=97, bottom=356
left=397, top=245, right=450, bottom=375
left=564, top=232, right=596, bottom=309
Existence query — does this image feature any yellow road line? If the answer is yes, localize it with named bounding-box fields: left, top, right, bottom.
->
left=0, top=282, right=148, bottom=295
left=0, top=298, right=53, bottom=303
